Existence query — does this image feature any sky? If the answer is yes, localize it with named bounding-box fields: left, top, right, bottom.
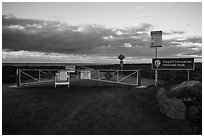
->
left=2, top=2, right=202, bottom=64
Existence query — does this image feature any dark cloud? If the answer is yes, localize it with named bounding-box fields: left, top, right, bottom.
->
left=2, top=15, right=201, bottom=59
left=2, top=15, right=46, bottom=26
left=3, top=15, right=152, bottom=55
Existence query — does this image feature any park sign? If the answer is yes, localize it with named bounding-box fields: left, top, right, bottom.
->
left=152, top=58, right=194, bottom=70
left=151, top=31, right=162, bottom=47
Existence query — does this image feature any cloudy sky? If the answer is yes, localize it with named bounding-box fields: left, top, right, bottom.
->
left=2, top=2, right=202, bottom=64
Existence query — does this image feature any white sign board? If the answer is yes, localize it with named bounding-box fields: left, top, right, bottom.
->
left=65, top=65, right=76, bottom=72
left=151, top=31, right=162, bottom=47
left=80, top=70, right=91, bottom=79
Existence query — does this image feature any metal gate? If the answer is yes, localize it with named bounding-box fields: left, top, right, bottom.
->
left=16, top=68, right=141, bottom=87
left=16, top=69, right=58, bottom=86
left=80, top=69, right=141, bottom=86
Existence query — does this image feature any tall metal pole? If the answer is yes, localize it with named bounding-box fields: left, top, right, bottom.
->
left=117, top=70, right=119, bottom=83
left=155, top=47, right=158, bottom=86
left=187, top=70, right=190, bottom=81
left=39, top=70, right=41, bottom=81
left=120, top=60, right=123, bottom=75
left=16, top=69, right=19, bottom=87
left=16, top=69, right=21, bottom=87
left=98, top=70, right=100, bottom=80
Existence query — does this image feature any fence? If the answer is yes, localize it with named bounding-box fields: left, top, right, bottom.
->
left=80, top=69, right=141, bottom=86
left=16, top=68, right=141, bottom=87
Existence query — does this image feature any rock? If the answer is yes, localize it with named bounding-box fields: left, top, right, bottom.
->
left=159, top=98, right=186, bottom=120
left=157, top=88, right=186, bottom=120
left=188, top=105, right=201, bottom=116
left=169, top=80, right=202, bottom=101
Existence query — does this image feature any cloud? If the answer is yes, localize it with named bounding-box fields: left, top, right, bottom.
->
left=163, top=30, right=185, bottom=35
left=2, top=15, right=202, bottom=63
left=2, top=15, right=153, bottom=55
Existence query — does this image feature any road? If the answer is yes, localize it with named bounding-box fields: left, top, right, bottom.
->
left=2, top=80, right=196, bottom=135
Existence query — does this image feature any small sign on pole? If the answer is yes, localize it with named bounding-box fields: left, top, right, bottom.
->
left=150, top=30, right=162, bottom=86
left=80, top=70, right=91, bottom=79
left=118, top=54, right=125, bottom=74
left=118, top=54, right=125, bottom=61
left=120, top=60, right=123, bottom=68
left=65, top=65, right=76, bottom=73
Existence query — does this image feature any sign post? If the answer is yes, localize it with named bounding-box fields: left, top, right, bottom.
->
left=187, top=70, right=190, bottom=81
left=118, top=54, right=125, bottom=74
left=151, top=31, right=162, bottom=86
left=16, top=69, right=20, bottom=87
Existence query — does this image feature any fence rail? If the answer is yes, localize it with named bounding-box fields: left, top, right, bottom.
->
left=16, top=68, right=141, bottom=87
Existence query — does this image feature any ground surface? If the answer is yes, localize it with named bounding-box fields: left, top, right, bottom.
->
left=2, top=79, right=198, bottom=135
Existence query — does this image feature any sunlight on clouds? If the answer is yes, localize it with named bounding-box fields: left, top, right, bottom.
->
left=124, top=43, right=132, bottom=48
left=26, top=24, right=42, bottom=29
left=8, top=25, right=25, bottom=30
left=103, top=36, right=114, bottom=40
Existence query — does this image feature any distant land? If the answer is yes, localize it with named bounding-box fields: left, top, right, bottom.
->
left=2, top=62, right=153, bottom=66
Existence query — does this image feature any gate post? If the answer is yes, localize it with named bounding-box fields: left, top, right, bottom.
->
left=39, top=70, right=41, bottom=81
left=187, top=70, right=190, bottom=81
left=98, top=70, right=100, bottom=80
left=16, top=69, right=21, bottom=87
left=117, top=70, right=119, bottom=83
left=137, top=69, right=141, bottom=86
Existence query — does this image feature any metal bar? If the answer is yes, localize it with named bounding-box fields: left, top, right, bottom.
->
left=117, top=70, right=119, bottom=83
left=90, top=78, right=137, bottom=86
left=118, top=82, right=137, bottom=86
left=137, top=69, right=141, bottom=86
left=118, top=71, right=136, bottom=82
left=98, top=70, right=100, bottom=80
left=21, top=79, right=54, bottom=86
left=155, top=70, right=158, bottom=86
left=187, top=70, right=190, bottom=81
left=99, top=71, right=117, bottom=80
left=39, top=70, right=41, bottom=81
left=155, top=47, right=158, bottom=86
left=19, top=69, right=21, bottom=86
left=21, top=70, right=39, bottom=82
left=20, top=69, right=60, bottom=71
left=117, top=70, right=139, bottom=71
left=21, top=68, right=139, bottom=72
left=98, top=69, right=138, bottom=72
left=155, top=47, right=158, bottom=58
left=16, top=69, right=20, bottom=86
left=39, top=70, right=47, bottom=74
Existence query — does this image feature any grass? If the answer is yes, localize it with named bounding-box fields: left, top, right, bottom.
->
left=2, top=79, right=199, bottom=135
